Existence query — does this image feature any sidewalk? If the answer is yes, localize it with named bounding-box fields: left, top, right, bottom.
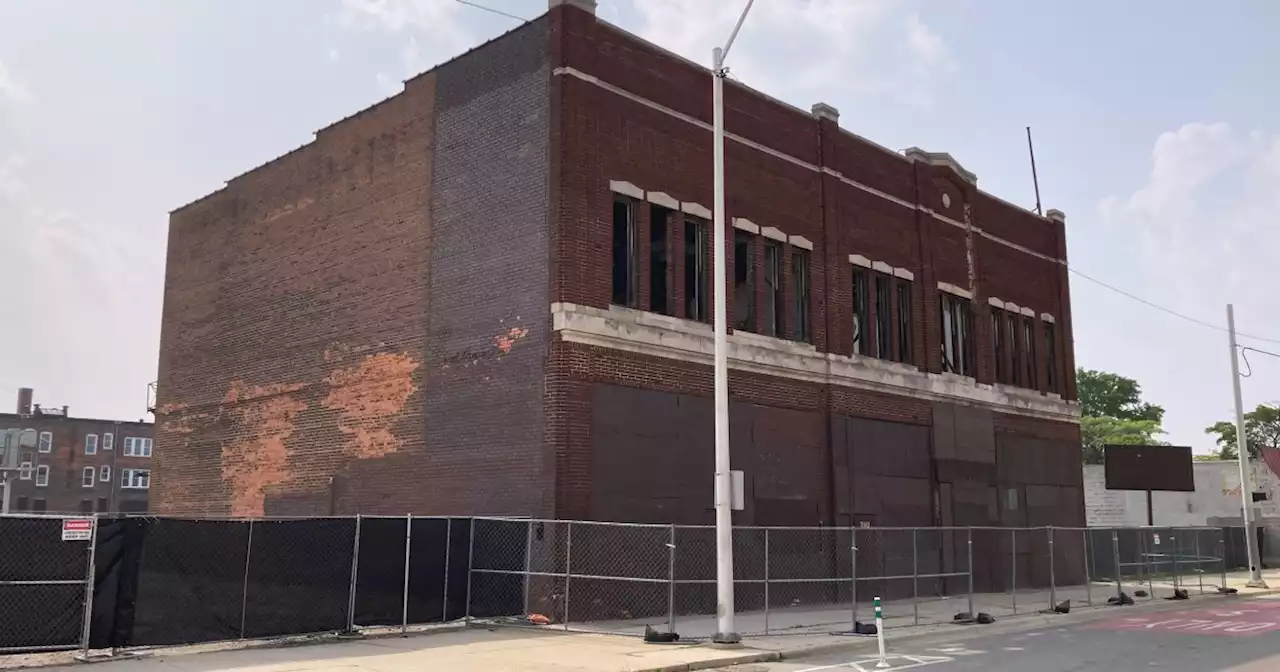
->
left=6, top=568, right=1278, bottom=672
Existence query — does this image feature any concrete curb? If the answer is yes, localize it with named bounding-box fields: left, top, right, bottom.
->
left=640, top=650, right=782, bottom=672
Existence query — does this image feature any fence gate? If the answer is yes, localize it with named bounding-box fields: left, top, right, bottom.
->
left=0, top=515, right=96, bottom=653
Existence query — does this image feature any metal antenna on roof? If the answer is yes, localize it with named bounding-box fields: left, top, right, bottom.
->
left=1026, top=126, right=1043, bottom=216
left=454, top=0, right=529, bottom=23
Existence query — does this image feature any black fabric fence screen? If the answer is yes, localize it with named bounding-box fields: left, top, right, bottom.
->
left=88, top=516, right=473, bottom=650
left=0, top=516, right=92, bottom=652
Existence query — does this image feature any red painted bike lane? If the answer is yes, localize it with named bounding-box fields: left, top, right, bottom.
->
left=1087, top=598, right=1280, bottom=637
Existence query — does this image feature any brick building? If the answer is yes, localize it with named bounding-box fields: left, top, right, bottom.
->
left=154, top=0, right=1082, bottom=527
left=1, top=388, right=153, bottom=514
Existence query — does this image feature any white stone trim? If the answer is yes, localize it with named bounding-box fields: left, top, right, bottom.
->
left=1020, top=306, right=1035, bottom=317
left=849, top=254, right=872, bottom=268
left=732, top=217, right=760, bottom=233
left=988, top=297, right=1005, bottom=309
left=609, top=180, right=644, bottom=200
left=937, top=282, right=973, bottom=300
left=1004, top=302, right=1021, bottom=314
left=893, top=267, right=915, bottom=281
left=1041, top=313, right=1056, bottom=324
left=681, top=202, right=711, bottom=219
left=551, top=302, right=1080, bottom=423
left=790, top=235, right=813, bottom=250
left=553, top=66, right=1066, bottom=266
left=646, top=191, right=679, bottom=209
left=871, top=260, right=893, bottom=275
left=761, top=226, right=787, bottom=242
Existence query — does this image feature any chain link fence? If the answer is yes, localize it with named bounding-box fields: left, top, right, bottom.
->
left=462, top=519, right=1240, bottom=639
left=0, top=515, right=96, bottom=653
left=0, top=515, right=1250, bottom=656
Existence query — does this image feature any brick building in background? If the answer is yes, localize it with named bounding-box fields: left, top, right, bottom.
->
left=154, top=0, right=1082, bottom=527
left=1, top=388, right=153, bottom=514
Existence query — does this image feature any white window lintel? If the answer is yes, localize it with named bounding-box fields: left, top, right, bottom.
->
left=609, top=180, right=644, bottom=200
left=790, top=235, right=814, bottom=250
left=937, top=282, right=973, bottom=299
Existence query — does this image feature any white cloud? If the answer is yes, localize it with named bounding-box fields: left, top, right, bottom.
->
left=0, top=58, right=35, bottom=105
left=337, top=0, right=474, bottom=82
left=626, top=0, right=952, bottom=110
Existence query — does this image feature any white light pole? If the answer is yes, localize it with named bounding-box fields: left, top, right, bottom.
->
left=711, top=0, right=755, bottom=645
left=1226, top=304, right=1268, bottom=588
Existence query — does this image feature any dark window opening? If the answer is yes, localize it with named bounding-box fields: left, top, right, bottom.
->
left=874, top=274, right=892, bottom=360
left=940, top=293, right=974, bottom=377
left=650, top=205, right=671, bottom=315
left=1008, top=313, right=1021, bottom=386
left=896, top=280, right=913, bottom=364
left=79, top=499, right=94, bottom=514
left=992, top=312, right=1005, bottom=383
left=734, top=229, right=755, bottom=332
left=763, top=241, right=784, bottom=337
left=97, top=497, right=109, bottom=513
left=16, top=496, right=28, bottom=512
left=32, top=498, right=46, bottom=513
left=852, top=270, right=869, bottom=355
left=612, top=197, right=637, bottom=308
left=684, top=217, right=709, bottom=322
left=1045, top=321, right=1058, bottom=393
left=793, top=250, right=812, bottom=343
left=1023, top=317, right=1037, bottom=390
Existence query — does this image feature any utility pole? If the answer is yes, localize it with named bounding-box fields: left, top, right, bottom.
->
left=1227, top=303, right=1268, bottom=587
left=710, top=0, right=756, bottom=645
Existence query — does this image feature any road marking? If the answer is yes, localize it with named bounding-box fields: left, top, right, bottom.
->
left=795, top=654, right=954, bottom=671
left=1003, top=647, right=1025, bottom=651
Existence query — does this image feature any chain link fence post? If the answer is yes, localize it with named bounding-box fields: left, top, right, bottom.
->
left=401, top=514, right=412, bottom=635
left=1171, top=532, right=1180, bottom=591
left=1010, top=528, right=1017, bottom=614
left=1219, top=531, right=1228, bottom=590
left=911, top=527, right=919, bottom=626
left=667, top=525, right=676, bottom=635
left=239, top=519, right=254, bottom=640
left=966, top=528, right=974, bottom=618
left=850, top=526, right=859, bottom=627
left=522, top=519, right=533, bottom=616
left=443, top=517, right=452, bottom=624
left=1047, top=527, right=1056, bottom=610
left=1195, top=529, right=1204, bottom=595
left=1111, top=528, right=1122, bottom=598
left=465, top=518, right=475, bottom=627
left=762, top=527, right=771, bottom=635
left=1082, top=528, right=1092, bottom=607
left=77, top=516, right=99, bottom=658
left=346, top=515, right=362, bottom=632
left=563, top=521, right=572, bottom=632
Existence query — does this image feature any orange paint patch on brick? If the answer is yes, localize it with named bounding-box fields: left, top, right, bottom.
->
left=495, top=326, right=529, bottom=354
left=220, top=381, right=307, bottom=517
left=323, top=351, right=421, bottom=459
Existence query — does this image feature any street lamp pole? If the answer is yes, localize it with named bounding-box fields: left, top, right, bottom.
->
left=711, top=0, right=755, bottom=645
left=1226, top=304, right=1268, bottom=588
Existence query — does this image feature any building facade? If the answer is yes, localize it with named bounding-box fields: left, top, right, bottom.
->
left=1, top=389, right=153, bottom=514
left=154, top=0, right=1082, bottom=526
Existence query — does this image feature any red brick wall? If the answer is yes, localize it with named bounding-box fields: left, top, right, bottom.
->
left=156, top=17, right=553, bottom=517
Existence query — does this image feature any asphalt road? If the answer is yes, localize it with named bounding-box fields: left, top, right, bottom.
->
left=725, top=596, right=1280, bottom=671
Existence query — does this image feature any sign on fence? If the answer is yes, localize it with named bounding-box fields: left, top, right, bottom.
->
left=61, top=519, right=92, bottom=542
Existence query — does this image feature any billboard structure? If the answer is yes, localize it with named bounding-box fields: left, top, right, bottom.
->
left=1104, top=444, right=1194, bottom=525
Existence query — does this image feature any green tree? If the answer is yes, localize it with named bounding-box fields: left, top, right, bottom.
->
left=1077, top=368, right=1167, bottom=464
left=1204, top=403, right=1280, bottom=460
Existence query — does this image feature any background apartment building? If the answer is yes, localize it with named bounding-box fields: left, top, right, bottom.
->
left=154, top=0, right=1081, bottom=527
left=1, top=388, right=153, bottom=514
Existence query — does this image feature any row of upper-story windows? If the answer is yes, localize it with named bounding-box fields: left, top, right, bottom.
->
left=606, top=186, right=1063, bottom=396
left=612, top=195, right=814, bottom=344
left=18, top=464, right=149, bottom=491
left=36, top=432, right=152, bottom=457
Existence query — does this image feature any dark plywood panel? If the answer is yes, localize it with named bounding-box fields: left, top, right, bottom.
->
left=954, top=405, right=995, bottom=464
left=932, top=402, right=956, bottom=461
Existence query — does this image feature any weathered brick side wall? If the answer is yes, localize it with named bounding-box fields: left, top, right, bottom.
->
left=155, top=18, right=551, bottom=516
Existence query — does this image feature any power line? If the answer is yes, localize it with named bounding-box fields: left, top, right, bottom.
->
left=1068, top=266, right=1280, bottom=345
left=454, top=0, right=529, bottom=23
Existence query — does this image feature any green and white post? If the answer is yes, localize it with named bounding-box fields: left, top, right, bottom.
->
left=874, top=596, right=888, bottom=668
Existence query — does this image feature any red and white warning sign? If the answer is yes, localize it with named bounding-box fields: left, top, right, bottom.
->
left=61, top=518, right=93, bottom=542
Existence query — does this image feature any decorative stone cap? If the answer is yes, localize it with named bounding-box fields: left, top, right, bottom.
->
left=549, top=0, right=596, bottom=13
left=1046, top=208, right=1066, bottom=223
left=811, top=102, right=840, bottom=123
left=904, top=147, right=977, bottom=186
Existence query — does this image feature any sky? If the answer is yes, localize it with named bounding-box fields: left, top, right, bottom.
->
left=1, top=0, right=1278, bottom=453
